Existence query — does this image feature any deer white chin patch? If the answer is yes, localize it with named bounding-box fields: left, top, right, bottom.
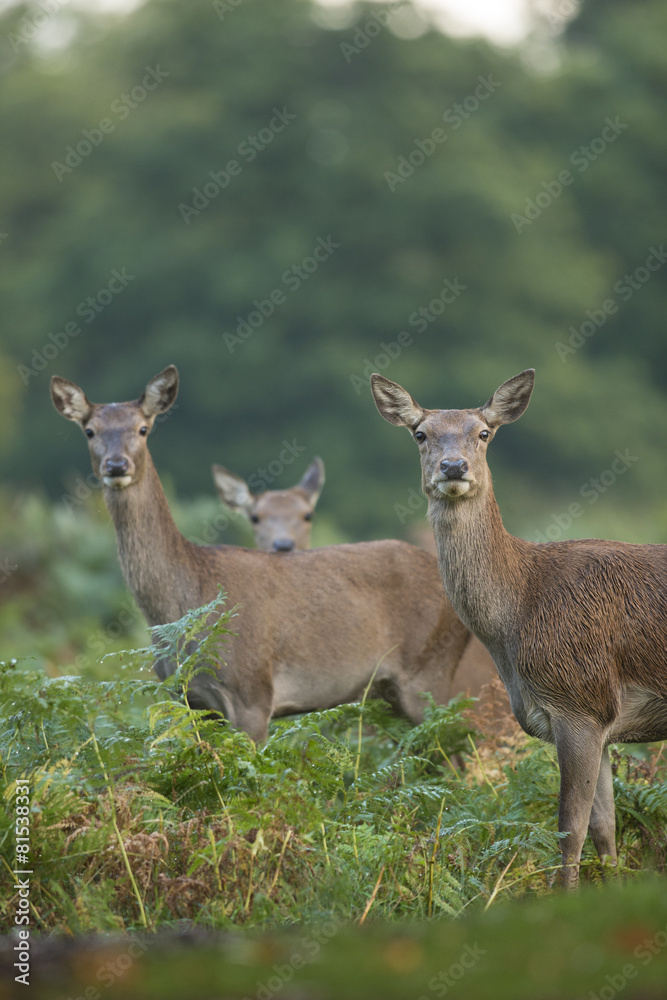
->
left=436, top=480, right=470, bottom=498
left=103, top=476, right=132, bottom=489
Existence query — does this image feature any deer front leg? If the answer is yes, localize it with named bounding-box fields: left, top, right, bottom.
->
left=553, top=717, right=607, bottom=889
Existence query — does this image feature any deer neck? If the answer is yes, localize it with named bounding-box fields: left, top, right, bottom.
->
left=428, top=474, right=529, bottom=648
left=103, top=455, right=203, bottom=625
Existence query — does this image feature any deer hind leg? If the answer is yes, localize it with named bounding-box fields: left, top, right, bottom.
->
left=587, top=745, right=617, bottom=865
left=553, top=717, right=608, bottom=889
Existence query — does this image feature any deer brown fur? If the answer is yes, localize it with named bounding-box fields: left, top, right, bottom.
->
left=51, top=365, right=499, bottom=742
left=371, top=368, right=667, bottom=887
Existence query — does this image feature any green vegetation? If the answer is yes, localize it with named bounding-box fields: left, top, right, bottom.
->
left=2, top=599, right=666, bottom=940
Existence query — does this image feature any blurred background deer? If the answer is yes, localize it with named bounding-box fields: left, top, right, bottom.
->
left=212, top=458, right=324, bottom=552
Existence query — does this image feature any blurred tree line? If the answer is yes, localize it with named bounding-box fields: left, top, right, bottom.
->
left=1, top=0, right=666, bottom=547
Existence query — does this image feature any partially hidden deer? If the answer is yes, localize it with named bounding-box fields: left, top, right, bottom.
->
left=371, top=368, right=667, bottom=886
left=212, top=458, right=324, bottom=552
left=51, top=365, right=499, bottom=742
left=213, top=448, right=501, bottom=724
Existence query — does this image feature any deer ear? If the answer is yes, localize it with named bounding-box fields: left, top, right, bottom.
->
left=371, top=374, right=424, bottom=428
left=212, top=465, right=254, bottom=514
left=50, top=376, right=93, bottom=423
left=297, top=457, right=325, bottom=506
left=481, top=369, right=535, bottom=428
left=140, top=365, right=179, bottom=417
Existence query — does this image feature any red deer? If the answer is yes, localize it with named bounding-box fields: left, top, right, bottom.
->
left=212, top=458, right=324, bottom=552
left=371, top=368, right=667, bottom=886
left=51, top=366, right=499, bottom=741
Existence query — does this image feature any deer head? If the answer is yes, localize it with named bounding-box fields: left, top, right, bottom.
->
left=370, top=370, right=535, bottom=502
left=212, top=457, right=325, bottom=552
left=50, top=366, right=179, bottom=490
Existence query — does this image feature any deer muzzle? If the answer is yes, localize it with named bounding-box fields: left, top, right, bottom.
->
left=272, top=538, right=296, bottom=552
left=434, top=478, right=471, bottom=498
left=433, top=458, right=471, bottom=498
left=102, top=457, right=133, bottom=489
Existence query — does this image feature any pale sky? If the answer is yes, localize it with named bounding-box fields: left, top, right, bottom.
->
left=318, top=0, right=534, bottom=44
left=1, top=0, right=536, bottom=46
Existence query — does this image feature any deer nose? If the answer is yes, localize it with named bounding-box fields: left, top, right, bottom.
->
left=104, top=457, right=129, bottom=477
left=273, top=538, right=295, bottom=552
left=440, top=458, right=468, bottom=479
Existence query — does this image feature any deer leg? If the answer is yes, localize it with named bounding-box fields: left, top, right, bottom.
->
left=184, top=682, right=271, bottom=742
left=553, top=718, right=606, bottom=889
left=395, top=643, right=467, bottom=724
left=389, top=670, right=455, bottom=725
left=232, top=705, right=270, bottom=743
left=373, top=676, right=424, bottom=723
left=587, top=745, right=617, bottom=864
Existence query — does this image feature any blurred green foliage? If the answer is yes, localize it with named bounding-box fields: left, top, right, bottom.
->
left=9, top=875, right=667, bottom=1000
left=0, top=0, right=666, bottom=550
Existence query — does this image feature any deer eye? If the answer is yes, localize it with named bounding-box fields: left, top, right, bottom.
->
left=85, top=428, right=94, bottom=439
left=414, top=431, right=426, bottom=443
left=250, top=514, right=260, bottom=524
left=139, top=426, right=149, bottom=436
left=304, top=513, right=313, bottom=521
left=479, top=430, right=490, bottom=442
